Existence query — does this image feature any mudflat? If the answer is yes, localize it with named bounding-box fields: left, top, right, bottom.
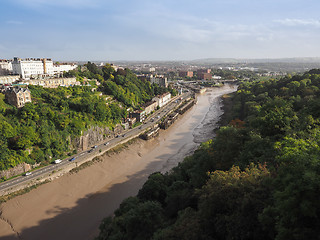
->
left=0, top=85, right=236, bottom=240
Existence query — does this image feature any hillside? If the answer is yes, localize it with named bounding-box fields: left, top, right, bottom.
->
left=96, top=69, right=320, bottom=240
left=0, top=63, right=169, bottom=174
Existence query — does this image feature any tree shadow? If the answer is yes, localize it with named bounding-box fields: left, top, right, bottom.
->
left=0, top=90, right=228, bottom=240
left=12, top=120, right=203, bottom=240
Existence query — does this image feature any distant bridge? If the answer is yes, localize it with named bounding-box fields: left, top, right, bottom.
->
left=197, top=79, right=240, bottom=84
left=214, top=79, right=239, bottom=84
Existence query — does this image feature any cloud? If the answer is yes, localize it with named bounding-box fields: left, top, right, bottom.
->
left=275, top=18, right=320, bottom=27
left=15, top=0, right=102, bottom=9
left=6, top=20, right=23, bottom=25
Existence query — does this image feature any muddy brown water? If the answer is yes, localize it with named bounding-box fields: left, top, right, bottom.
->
left=0, top=85, right=236, bottom=240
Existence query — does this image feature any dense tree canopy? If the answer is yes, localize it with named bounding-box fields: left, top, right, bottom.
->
left=96, top=69, right=320, bottom=240
left=0, top=62, right=169, bottom=172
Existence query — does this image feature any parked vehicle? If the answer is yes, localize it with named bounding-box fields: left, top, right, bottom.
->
left=54, top=159, right=62, bottom=164
left=25, top=172, right=32, bottom=176
left=104, top=142, right=109, bottom=145
left=88, top=149, right=93, bottom=153
left=69, top=157, right=76, bottom=162
left=93, top=145, right=97, bottom=148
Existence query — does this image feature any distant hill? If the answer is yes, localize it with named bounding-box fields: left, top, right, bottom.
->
left=190, top=57, right=320, bottom=64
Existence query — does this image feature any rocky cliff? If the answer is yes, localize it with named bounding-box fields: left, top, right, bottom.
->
left=0, top=124, right=124, bottom=179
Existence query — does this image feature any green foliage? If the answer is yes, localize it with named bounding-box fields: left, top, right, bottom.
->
left=101, top=68, right=155, bottom=108
left=0, top=62, right=162, bottom=171
left=97, top=70, right=320, bottom=240
left=96, top=200, right=165, bottom=240
left=138, top=172, right=168, bottom=205
left=198, top=164, right=271, bottom=240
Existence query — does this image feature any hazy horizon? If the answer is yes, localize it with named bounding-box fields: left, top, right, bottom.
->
left=1, top=0, right=320, bottom=61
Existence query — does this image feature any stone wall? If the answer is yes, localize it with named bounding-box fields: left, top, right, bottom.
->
left=72, top=124, right=124, bottom=151
left=0, top=124, right=124, bottom=179
left=0, top=163, right=31, bottom=179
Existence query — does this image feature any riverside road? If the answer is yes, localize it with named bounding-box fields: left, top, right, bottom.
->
left=0, top=92, right=190, bottom=195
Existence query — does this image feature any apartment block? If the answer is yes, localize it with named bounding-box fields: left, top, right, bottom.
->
left=12, top=57, right=77, bottom=79
left=150, top=76, right=168, bottom=88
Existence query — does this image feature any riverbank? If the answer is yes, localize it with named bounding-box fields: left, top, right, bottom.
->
left=217, top=92, right=235, bottom=127
left=0, top=85, right=236, bottom=240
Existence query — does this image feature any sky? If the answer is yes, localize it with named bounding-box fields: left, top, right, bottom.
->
left=1, top=0, right=320, bottom=61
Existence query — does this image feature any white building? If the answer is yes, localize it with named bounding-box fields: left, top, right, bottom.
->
left=0, top=75, right=20, bottom=85
left=152, top=92, right=171, bottom=108
left=12, top=57, right=55, bottom=79
left=21, top=77, right=79, bottom=88
left=0, top=60, right=13, bottom=75
left=53, top=63, right=78, bottom=74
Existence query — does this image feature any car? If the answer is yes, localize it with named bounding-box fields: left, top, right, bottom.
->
left=25, top=172, right=32, bottom=176
left=104, top=142, right=109, bottom=146
left=122, top=134, right=125, bottom=137
left=115, top=135, right=119, bottom=138
left=69, top=157, right=76, bottom=162
left=93, top=145, right=97, bottom=148
left=139, top=126, right=142, bottom=129
left=88, top=149, right=94, bottom=153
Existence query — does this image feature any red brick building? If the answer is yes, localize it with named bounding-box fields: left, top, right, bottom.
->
left=198, top=72, right=212, bottom=80
left=179, top=71, right=194, bottom=78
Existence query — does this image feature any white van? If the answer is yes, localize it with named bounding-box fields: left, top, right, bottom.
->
left=54, top=159, right=62, bottom=164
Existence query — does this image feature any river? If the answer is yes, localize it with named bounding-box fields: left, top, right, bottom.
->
left=0, top=84, right=236, bottom=240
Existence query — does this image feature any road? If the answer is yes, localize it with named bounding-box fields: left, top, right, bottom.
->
left=0, top=92, right=190, bottom=194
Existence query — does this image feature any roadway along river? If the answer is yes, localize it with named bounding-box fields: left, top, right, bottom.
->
left=0, top=84, right=236, bottom=240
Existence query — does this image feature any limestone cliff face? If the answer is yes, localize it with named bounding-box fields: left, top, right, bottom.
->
left=0, top=163, right=31, bottom=179
left=72, top=124, right=124, bottom=151
left=0, top=124, right=124, bottom=179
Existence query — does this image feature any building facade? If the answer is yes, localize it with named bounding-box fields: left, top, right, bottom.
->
left=130, top=110, right=146, bottom=122
left=22, top=77, right=79, bottom=88
left=197, top=69, right=211, bottom=75
left=198, top=72, right=212, bottom=80
left=143, top=101, right=158, bottom=115
left=5, top=86, right=32, bottom=108
left=0, top=75, right=20, bottom=85
left=0, top=60, right=13, bottom=76
left=179, top=71, right=194, bottom=78
left=150, top=77, right=168, bottom=88
left=12, top=57, right=54, bottom=79
left=53, top=63, right=78, bottom=75
left=152, top=92, right=171, bottom=108
left=12, top=57, right=77, bottom=80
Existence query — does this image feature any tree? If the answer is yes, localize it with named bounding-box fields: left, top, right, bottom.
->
left=261, top=135, right=320, bottom=240
left=138, top=172, right=168, bottom=205
left=96, top=201, right=164, bottom=240
left=199, top=164, right=271, bottom=240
